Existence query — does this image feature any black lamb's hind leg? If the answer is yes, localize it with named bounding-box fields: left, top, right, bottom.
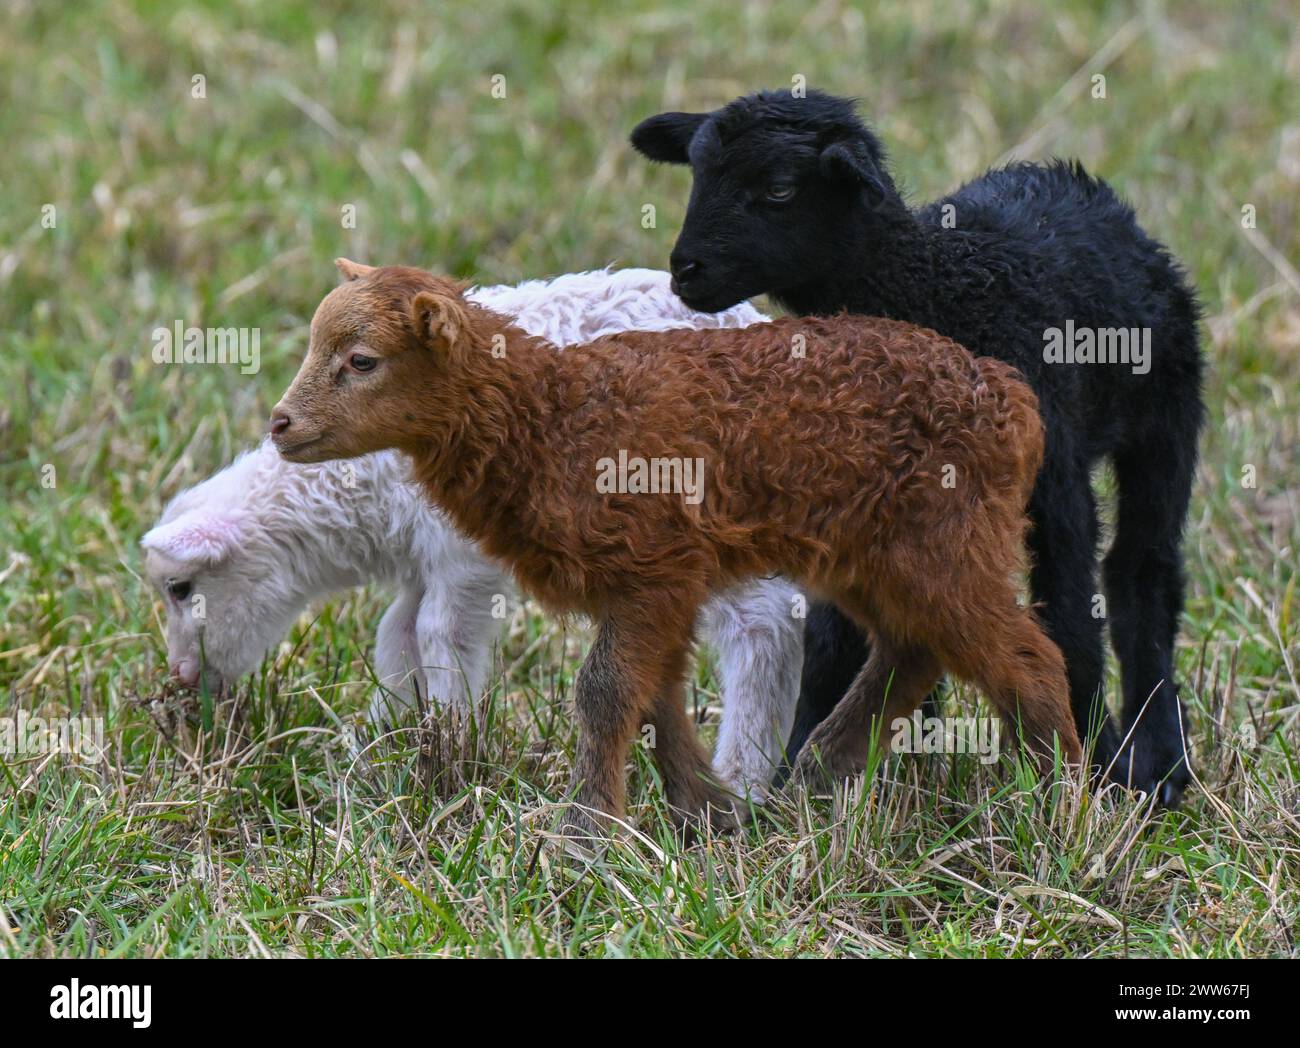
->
left=774, top=601, right=942, bottom=787
left=774, top=602, right=867, bottom=787
left=1025, top=455, right=1119, bottom=785
left=1104, top=424, right=1199, bottom=807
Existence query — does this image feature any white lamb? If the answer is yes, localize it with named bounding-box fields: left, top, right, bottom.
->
left=141, top=268, right=804, bottom=797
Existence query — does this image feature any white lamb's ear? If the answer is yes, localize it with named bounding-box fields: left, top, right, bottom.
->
left=141, top=510, right=246, bottom=564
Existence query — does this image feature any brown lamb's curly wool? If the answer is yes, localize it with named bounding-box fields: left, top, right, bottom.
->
left=272, top=259, right=1080, bottom=837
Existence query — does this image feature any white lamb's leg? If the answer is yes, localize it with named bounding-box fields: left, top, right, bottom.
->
left=700, top=578, right=804, bottom=802
left=369, top=585, right=423, bottom=722
left=412, top=560, right=508, bottom=716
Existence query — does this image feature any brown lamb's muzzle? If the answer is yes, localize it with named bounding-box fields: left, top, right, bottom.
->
left=268, top=387, right=338, bottom=461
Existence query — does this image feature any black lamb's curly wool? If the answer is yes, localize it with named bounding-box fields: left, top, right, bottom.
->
left=632, top=89, right=1206, bottom=804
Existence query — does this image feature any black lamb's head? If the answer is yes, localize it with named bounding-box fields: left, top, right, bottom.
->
left=630, top=89, right=897, bottom=312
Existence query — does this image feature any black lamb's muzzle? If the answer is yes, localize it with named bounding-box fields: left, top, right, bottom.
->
left=679, top=288, right=747, bottom=314
left=668, top=259, right=751, bottom=313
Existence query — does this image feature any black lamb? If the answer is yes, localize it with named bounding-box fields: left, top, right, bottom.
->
left=632, top=89, right=1205, bottom=804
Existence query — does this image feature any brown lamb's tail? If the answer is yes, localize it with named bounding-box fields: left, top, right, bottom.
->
left=971, top=356, right=1045, bottom=509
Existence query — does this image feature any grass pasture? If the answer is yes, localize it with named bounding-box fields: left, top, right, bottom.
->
left=0, top=0, right=1298, bottom=957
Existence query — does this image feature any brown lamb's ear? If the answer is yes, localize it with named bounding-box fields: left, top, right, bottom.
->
left=335, top=257, right=376, bottom=282
left=410, top=290, right=468, bottom=353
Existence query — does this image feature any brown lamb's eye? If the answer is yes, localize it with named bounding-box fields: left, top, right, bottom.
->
left=348, top=353, right=377, bottom=373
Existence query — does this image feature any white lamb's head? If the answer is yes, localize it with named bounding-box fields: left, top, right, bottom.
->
left=140, top=459, right=302, bottom=694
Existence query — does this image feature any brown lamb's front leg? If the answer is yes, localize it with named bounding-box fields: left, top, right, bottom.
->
left=560, top=606, right=675, bottom=840
left=563, top=597, right=727, bottom=845
left=563, top=618, right=642, bottom=844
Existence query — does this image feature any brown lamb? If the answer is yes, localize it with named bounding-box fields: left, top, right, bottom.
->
left=271, top=258, right=1081, bottom=837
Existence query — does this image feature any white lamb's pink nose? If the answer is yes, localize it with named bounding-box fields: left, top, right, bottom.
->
left=170, top=658, right=200, bottom=688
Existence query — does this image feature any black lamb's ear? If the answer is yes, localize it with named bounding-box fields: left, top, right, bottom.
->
left=819, top=138, right=888, bottom=200
left=630, top=111, right=707, bottom=164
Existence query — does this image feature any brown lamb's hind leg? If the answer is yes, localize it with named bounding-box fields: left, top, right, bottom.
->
left=788, top=556, right=1079, bottom=790
left=790, top=616, right=943, bottom=788
left=922, top=577, right=1081, bottom=775
left=868, top=500, right=1080, bottom=777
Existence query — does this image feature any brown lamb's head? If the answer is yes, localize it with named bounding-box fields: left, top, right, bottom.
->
left=271, top=259, right=478, bottom=463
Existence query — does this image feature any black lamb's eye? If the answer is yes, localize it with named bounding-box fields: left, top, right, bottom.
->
left=349, top=353, right=377, bottom=373
left=166, top=579, right=192, bottom=602
left=766, top=184, right=796, bottom=203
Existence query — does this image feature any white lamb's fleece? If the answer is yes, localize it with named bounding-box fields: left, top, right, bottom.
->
left=141, top=268, right=803, bottom=797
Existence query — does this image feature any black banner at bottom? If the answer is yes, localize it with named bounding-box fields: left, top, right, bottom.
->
left=0, top=956, right=1278, bottom=1033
